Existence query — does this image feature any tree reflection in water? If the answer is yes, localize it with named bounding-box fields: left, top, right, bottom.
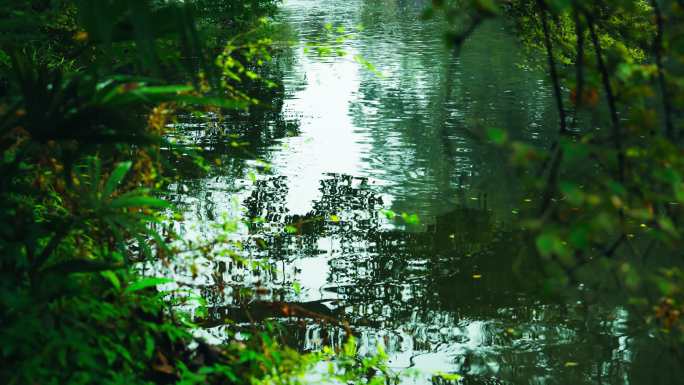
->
left=181, top=173, right=642, bottom=385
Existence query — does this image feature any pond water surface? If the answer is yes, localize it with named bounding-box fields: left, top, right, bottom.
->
left=156, top=1, right=673, bottom=384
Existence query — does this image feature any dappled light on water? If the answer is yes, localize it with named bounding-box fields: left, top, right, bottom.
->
left=158, top=0, right=658, bottom=384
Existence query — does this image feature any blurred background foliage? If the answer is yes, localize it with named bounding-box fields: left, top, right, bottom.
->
left=425, top=0, right=684, bottom=346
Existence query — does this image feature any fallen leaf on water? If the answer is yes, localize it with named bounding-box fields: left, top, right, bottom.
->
left=434, top=372, right=462, bottom=381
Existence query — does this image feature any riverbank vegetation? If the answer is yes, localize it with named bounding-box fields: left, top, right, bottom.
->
left=2, top=0, right=684, bottom=384
left=0, top=1, right=391, bottom=384
left=428, top=0, right=684, bottom=350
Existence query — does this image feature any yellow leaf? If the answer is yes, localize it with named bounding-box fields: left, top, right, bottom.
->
left=73, top=31, right=88, bottom=42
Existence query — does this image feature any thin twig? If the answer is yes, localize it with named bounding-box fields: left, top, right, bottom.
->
left=536, top=1, right=570, bottom=215
left=586, top=15, right=625, bottom=184
left=539, top=145, right=563, bottom=216
left=650, top=0, right=675, bottom=139
left=572, top=6, right=585, bottom=128
left=538, top=0, right=568, bottom=135
left=31, top=224, right=73, bottom=273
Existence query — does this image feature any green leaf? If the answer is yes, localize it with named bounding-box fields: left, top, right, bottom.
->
left=434, top=372, right=463, bottom=382
left=559, top=182, right=584, bottom=206
left=536, top=232, right=573, bottom=265
left=381, top=209, right=396, bottom=219
left=487, top=127, right=507, bottom=145
left=655, top=275, right=676, bottom=295
left=675, top=183, right=684, bottom=203
left=536, top=233, right=557, bottom=258
left=100, top=270, right=121, bottom=291
left=606, top=181, right=627, bottom=197
left=560, top=140, right=589, bottom=162
left=174, top=95, right=249, bottom=109
left=125, top=277, right=174, bottom=293
left=110, top=195, right=171, bottom=209
left=103, top=161, right=132, bottom=198
left=657, top=216, right=679, bottom=238
left=568, top=226, right=589, bottom=249
left=144, top=333, right=155, bottom=359
left=136, top=84, right=194, bottom=95
left=353, top=54, right=383, bottom=77
left=621, top=263, right=641, bottom=290
left=401, top=212, right=421, bottom=225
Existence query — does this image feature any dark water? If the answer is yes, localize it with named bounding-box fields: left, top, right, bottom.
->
left=155, top=1, right=677, bottom=384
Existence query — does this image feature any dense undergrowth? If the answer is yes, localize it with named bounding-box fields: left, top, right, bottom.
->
left=0, top=1, right=392, bottom=384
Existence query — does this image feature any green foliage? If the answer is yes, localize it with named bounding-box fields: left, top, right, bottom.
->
left=310, top=337, right=395, bottom=385
left=0, top=1, right=391, bottom=385
left=192, top=0, right=281, bottom=33
left=427, top=0, right=684, bottom=344
left=0, top=53, right=188, bottom=383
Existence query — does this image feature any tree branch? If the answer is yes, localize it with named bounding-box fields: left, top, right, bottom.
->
left=538, top=0, right=568, bottom=135
left=586, top=15, right=625, bottom=184
left=650, top=0, right=675, bottom=139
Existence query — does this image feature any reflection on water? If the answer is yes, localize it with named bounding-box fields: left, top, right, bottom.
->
left=156, top=0, right=679, bottom=384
